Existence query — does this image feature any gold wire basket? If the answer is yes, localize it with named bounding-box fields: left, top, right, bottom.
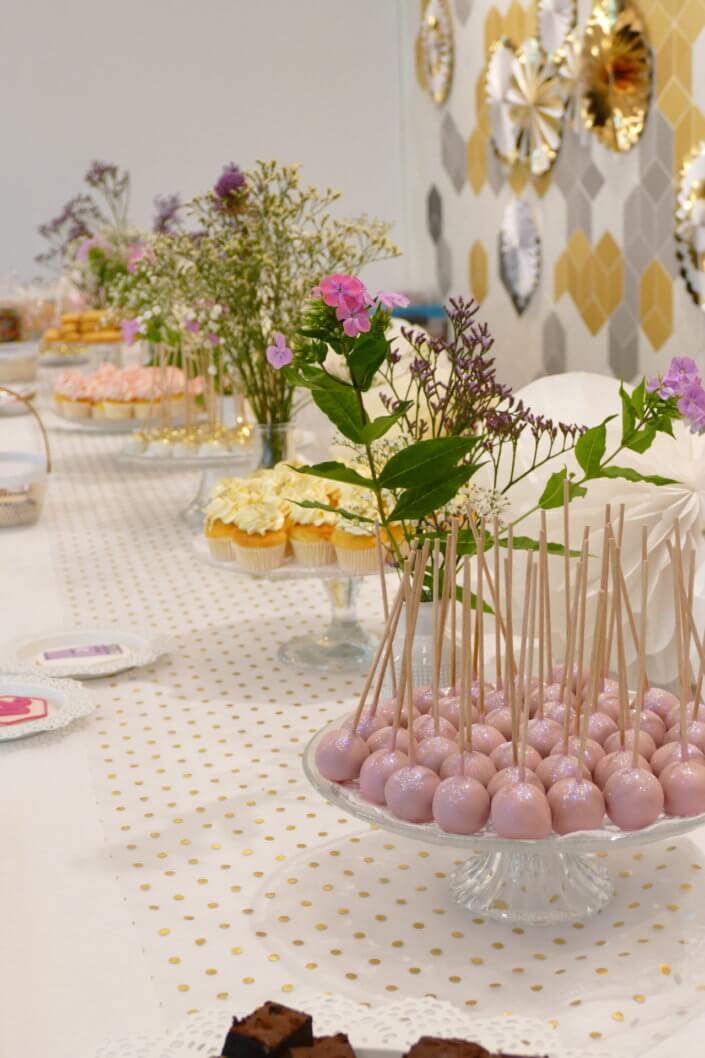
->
left=0, top=386, right=51, bottom=528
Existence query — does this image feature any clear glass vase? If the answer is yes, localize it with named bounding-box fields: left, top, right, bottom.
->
left=254, top=423, right=296, bottom=469
left=392, top=600, right=452, bottom=694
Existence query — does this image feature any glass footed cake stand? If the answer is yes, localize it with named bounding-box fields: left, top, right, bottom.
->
left=192, top=537, right=375, bottom=673
left=304, top=718, right=705, bottom=926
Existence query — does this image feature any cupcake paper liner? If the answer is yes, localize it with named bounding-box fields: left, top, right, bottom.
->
left=234, top=541, right=287, bottom=574
left=291, top=537, right=336, bottom=568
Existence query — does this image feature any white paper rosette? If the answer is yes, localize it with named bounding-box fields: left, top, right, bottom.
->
left=501, top=371, right=705, bottom=687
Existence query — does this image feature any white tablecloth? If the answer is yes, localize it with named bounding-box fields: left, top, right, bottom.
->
left=3, top=412, right=705, bottom=1058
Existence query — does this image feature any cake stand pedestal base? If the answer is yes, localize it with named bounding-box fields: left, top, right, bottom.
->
left=277, top=577, right=374, bottom=673
left=450, top=847, right=614, bottom=925
left=182, top=468, right=225, bottom=528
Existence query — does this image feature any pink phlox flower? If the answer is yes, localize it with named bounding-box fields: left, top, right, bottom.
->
left=121, top=318, right=141, bottom=345
left=376, top=290, right=410, bottom=310
left=126, top=242, right=147, bottom=273
left=648, top=356, right=702, bottom=398
left=0, top=696, right=32, bottom=717
left=319, top=274, right=368, bottom=310
left=266, top=332, right=293, bottom=369
left=337, top=303, right=371, bottom=338
left=184, top=319, right=200, bottom=334
left=206, top=333, right=220, bottom=346
left=677, top=378, right=705, bottom=433
left=76, top=236, right=108, bottom=262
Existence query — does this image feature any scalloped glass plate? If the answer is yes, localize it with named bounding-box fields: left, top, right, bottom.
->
left=0, top=670, right=93, bottom=741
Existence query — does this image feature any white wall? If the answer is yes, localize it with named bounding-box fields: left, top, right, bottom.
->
left=3, top=0, right=407, bottom=288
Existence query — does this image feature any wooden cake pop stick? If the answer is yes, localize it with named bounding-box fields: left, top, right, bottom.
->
left=477, top=521, right=486, bottom=715
left=492, top=515, right=503, bottom=689
left=579, top=585, right=607, bottom=767
left=520, top=559, right=538, bottom=782
left=537, top=526, right=546, bottom=718
left=350, top=580, right=405, bottom=731
left=449, top=519, right=458, bottom=688
left=561, top=557, right=583, bottom=751
left=540, top=511, right=553, bottom=681
left=460, top=555, right=472, bottom=770
left=563, top=477, right=571, bottom=665
left=432, top=540, right=441, bottom=736
left=604, top=504, right=626, bottom=678
left=611, top=536, right=629, bottom=750
left=574, top=527, right=590, bottom=736
left=514, top=551, right=533, bottom=770
left=631, top=528, right=648, bottom=769
left=375, top=525, right=397, bottom=699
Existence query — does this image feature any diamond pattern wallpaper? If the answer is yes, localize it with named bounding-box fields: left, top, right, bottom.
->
left=400, top=0, right=705, bottom=387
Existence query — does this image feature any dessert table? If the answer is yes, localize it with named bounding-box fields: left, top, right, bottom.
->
left=3, top=414, right=705, bottom=1058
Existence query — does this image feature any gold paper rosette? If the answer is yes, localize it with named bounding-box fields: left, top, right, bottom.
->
left=505, top=38, right=564, bottom=176
left=486, top=37, right=518, bottom=166
left=581, top=0, right=652, bottom=153
left=417, top=0, right=454, bottom=105
left=556, top=29, right=583, bottom=130
left=675, top=143, right=705, bottom=309
left=538, top=0, right=577, bottom=60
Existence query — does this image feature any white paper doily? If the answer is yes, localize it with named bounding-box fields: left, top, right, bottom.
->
left=0, top=670, right=93, bottom=741
left=96, top=993, right=611, bottom=1057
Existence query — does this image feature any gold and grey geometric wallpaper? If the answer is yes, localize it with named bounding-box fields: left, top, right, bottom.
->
left=400, top=0, right=705, bottom=386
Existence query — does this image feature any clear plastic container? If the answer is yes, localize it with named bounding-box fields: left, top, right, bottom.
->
left=0, top=341, right=38, bottom=384
left=0, top=452, right=47, bottom=528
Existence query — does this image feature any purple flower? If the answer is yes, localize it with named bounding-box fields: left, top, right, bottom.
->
left=337, top=303, right=371, bottom=338
left=84, top=160, right=120, bottom=187
left=319, top=274, right=368, bottom=310
left=677, top=379, right=705, bottom=433
left=152, top=193, right=181, bottom=234
left=377, top=290, right=410, bottom=310
left=121, top=318, right=141, bottom=345
left=214, top=163, right=246, bottom=202
left=184, top=319, right=200, bottom=334
left=206, top=333, right=220, bottom=347
left=648, top=356, right=701, bottom=398
left=126, top=242, right=147, bottom=273
left=266, top=332, right=293, bottom=369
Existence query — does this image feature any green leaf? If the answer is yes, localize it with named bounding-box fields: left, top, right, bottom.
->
left=290, top=499, right=373, bottom=523
left=359, top=404, right=412, bottom=443
left=347, top=333, right=389, bottom=391
left=503, top=535, right=583, bottom=557
left=389, top=465, right=479, bottom=522
left=624, top=424, right=656, bottom=453
left=538, top=468, right=587, bottom=510
left=378, top=437, right=480, bottom=489
left=311, top=388, right=365, bottom=443
left=292, top=462, right=372, bottom=489
left=653, top=414, right=675, bottom=438
left=574, top=423, right=607, bottom=479
left=619, top=382, right=636, bottom=445
left=632, top=378, right=646, bottom=417
left=597, top=465, right=677, bottom=487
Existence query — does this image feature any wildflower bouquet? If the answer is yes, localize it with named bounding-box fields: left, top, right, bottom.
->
left=37, top=161, right=181, bottom=308
left=276, top=273, right=681, bottom=577
left=114, top=161, right=400, bottom=432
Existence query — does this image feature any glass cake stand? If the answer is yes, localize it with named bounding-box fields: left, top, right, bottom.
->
left=304, top=718, right=705, bottom=926
left=192, top=537, right=375, bottom=673
left=117, top=449, right=259, bottom=527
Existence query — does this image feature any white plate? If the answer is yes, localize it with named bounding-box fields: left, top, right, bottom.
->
left=47, top=410, right=141, bottom=434
left=116, top=427, right=318, bottom=467
left=96, top=993, right=606, bottom=1058
left=4, top=626, right=169, bottom=679
left=0, top=671, right=93, bottom=741
left=0, top=384, right=36, bottom=415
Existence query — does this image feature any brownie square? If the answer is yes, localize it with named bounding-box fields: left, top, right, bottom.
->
left=403, top=1038, right=491, bottom=1058
left=290, top=1033, right=356, bottom=1058
left=222, top=1001, right=313, bottom=1057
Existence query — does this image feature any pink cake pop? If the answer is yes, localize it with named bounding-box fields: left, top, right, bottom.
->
left=416, top=735, right=457, bottom=773
left=548, top=776, right=605, bottom=834
left=359, top=748, right=409, bottom=804
left=550, top=735, right=604, bottom=773
left=484, top=688, right=507, bottom=711
left=664, top=721, right=705, bottom=752
left=414, top=714, right=457, bottom=742
left=433, top=774, right=490, bottom=834
left=604, top=767, right=664, bottom=829
left=526, top=717, right=563, bottom=756
left=469, top=723, right=505, bottom=755
left=651, top=741, right=705, bottom=776
left=412, top=686, right=434, bottom=713
left=485, top=706, right=514, bottom=738
left=440, top=750, right=496, bottom=786
left=661, top=760, right=705, bottom=817
left=586, top=712, right=619, bottom=746
left=385, top=765, right=439, bottom=822
left=491, top=781, right=552, bottom=838
left=604, top=728, right=656, bottom=760
left=643, top=687, right=680, bottom=721
left=487, top=765, right=544, bottom=796
left=491, top=741, right=541, bottom=772
left=544, top=701, right=576, bottom=729
left=596, top=696, right=621, bottom=723
left=439, top=697, right=480, bottom=728
left=367, top=725, right=410, bottom=754
left=536, top=754, right=590, bottom=790
left=594, top=750, right=651, bottom=790
left=315, top=728, right=369, bottom=782
left=666, top=701, right=701, bottom=730
left=345, top=710, right=387, bottom=740
left=628, top=709, right=665, bottom=747
left=376, top=700, right=420, bottom=728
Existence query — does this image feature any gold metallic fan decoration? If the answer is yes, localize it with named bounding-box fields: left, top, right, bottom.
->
left=506, top=38, right=564, bottom=176
left=416, top=0, right=454, bottom=105
left=675, top=143, right=705, bottom=310
left=581, top=0, right=652, bottom=153
left=486, top=38, right=518, bottom=166
left=538, top=0, right=577, bottom=60
left=556, top=28, right=584, bottom=131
